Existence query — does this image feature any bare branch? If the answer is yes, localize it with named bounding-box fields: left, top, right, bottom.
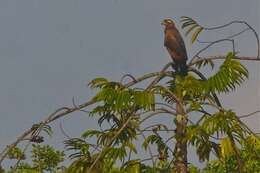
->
left=197, top=28, right=250, bottom=44
left=140, top=123, right=171, bottom=132
left=190, top=55, right=260, bottom=66
left=146, top=62, right=173, bottom=90
left=140, top=154, right=159, bottom=163
left=188, top=67, right=222, bottom=108
left=190, top=20, right=259, bottom=65
left=0, top=99, right=96, bottom=165
left=140, top=108, right=176, bottom=124
left=238, top=110, right=260, bottom=119
left=190, top=39, right=236, bottom=64
left=138, top=130, right=156, bottom=166
left=120, top=74, right=137, bottom=84
left=155, top=102, right=176, bottom=111
left=59, top=121, right=72, bottom=139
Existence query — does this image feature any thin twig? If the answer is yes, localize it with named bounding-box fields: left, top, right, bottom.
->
left=140, top=108, right=176, bottom=124
left=190, top=55, right=259, bottom=66
left=59, top=121, right=72, bottom=139
left=188, top=67, right=222, bottom=108
left=238, top=110, right=260, bottom=119
left=203, top=20, right=259, bottom=58
left=197, top=28, right=250, bottom=44
left=146, top=62, right=173, bottom=90
left=140, top=154, right=159, bottom=162
left=138, top=130, right=156, bottom=166
left=87, top=113, right=134, bottom=173
left=155, top=102, right=176, bottom=111
left=140, top=124, right=171, bottom=132
left=120, top=74, right=137, bottom=84
left=190, top=39, right=235, bottom=64
left=12, top=142, right=30, bottom=171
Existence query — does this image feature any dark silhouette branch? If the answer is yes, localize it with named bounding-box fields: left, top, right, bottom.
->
left=87, top=113, right=135, bottom=173
left=203, top=20, right=259, bottom=59
left=190, top=55, right=260, bottom=66
left=0, top=62, right=175, bottom=165
left=140, top=108, right=176, bottom=124
left=239, top=110, right=260, bottom=119
left=190, top=19, right=259, bottom=66
left=190, top=38, right=236, bottom=64
left=120, top=74, right=137, bottom=84
left=197, top=28, right=250, bottom=44
left=138, top=130, right=156, bottom=166
left=188, top=67, right=222, bottom=108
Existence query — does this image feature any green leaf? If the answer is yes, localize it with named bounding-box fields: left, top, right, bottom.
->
left=81, top=129, right=103, bottom=138
left=88, top=77, right=109, bottom=89
left=220, top=137, right=235, bottom=158
left=191, top=27, right=203, bottom=43
left=185, top=25, right=199, bottom=36
left=123, top=160, right=141, bottom=173
left=182, top=21, right=196, bottom=29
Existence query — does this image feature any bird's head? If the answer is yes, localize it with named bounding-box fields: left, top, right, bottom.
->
left=161, top=19, right=175, bottom=28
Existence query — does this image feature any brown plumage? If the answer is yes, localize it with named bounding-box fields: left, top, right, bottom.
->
left=161, top=19, right=188, bottom=76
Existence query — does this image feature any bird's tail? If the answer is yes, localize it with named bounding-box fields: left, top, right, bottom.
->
left=179, top=62, right=188, bottom=76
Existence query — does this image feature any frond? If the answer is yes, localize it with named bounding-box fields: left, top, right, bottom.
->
left=194, top=59, right=215, bottom=69
left=203, top=52, right=248, bottom=93
left=180, top=16, right=204, bottom=43
left=64, top=138, right=91, bottom=160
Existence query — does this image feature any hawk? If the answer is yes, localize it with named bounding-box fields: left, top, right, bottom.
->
left=161, top=19, right=188, bottom=76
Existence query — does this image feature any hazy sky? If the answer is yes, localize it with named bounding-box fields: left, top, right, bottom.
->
left=0, top=0, right=259, bottom=166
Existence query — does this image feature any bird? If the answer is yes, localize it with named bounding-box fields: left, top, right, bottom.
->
left=161, top=19, right=188, bottom=76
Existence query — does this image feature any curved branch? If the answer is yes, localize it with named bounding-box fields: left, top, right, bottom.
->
left=146, top=62, right=173, bottom=90
left=140, top=108, right=176, bottom=124
left=190, top=39, right=235, bottom=64
left=188, top=67, right=222, bottom=108
left=138, top=130, right=156, bottom=166
left=124, top=71, right=172, bottom=88
left=238, top=110, right=260, bottom=119
left=204, top=20, right=258, bottom=51
left=59, top=121, right=72, bottom=139
left=87, top=111, right=134, bottom=173
left=0, top=99, right=96, bottom=165
left=197, top=28, right=250, bottom=44
left=140, top=154, right=159, bottom=163
left=190, top=20, right=259, bottom=64
left=154, top=102, right=176, bottom=111
left=0, top=63, right=175, bottom=165
left=140, top=123, right=171, bottom=132
left=120, top=74, right=137, bottom=84
left=190, top=55, right=260, bottom=66
left=125, top=62, right=173, bottom=88
left=202, top=20, right=259, bottom=59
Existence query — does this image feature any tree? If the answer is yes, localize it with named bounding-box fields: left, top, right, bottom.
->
left=0, top=16, right=260, bottom=173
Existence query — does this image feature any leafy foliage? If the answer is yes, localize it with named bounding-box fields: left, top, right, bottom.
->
left=180, top=16, right=204, bottom=43
left=1, top=16, right=258, bottom=173
left=194, top=59, right=214, bottom=69
left=202, top=138, right=260, bottom=173
left=31, top=124, right=53, bottom=137
left=185, top=110, right=246, bottom=162
left=31, top=144, right=65, bottom=172
left=202, top=52, right=248, bottom=93
left=142, top=134, right=169, bottom=161
left=64, top=138, right=91, bottom=160
left=2, top=145, right=64, bottom=173
left=7, top=147, right=26, bottom=160
left=89, top=79, right=155, bottom=113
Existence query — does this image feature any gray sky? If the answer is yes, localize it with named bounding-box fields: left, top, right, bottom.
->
left=0, top=0, right=259, bottom=167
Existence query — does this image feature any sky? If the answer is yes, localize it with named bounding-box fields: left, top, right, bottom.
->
left=0, top=0, right=259, bottom=167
